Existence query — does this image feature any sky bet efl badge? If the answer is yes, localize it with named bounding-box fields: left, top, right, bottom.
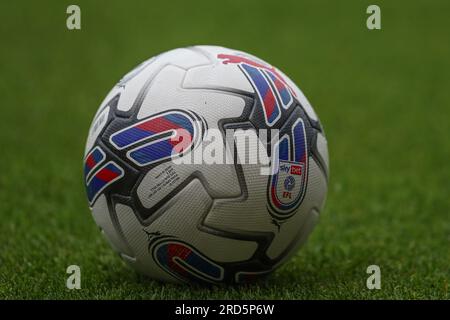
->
left=268, top=118, right=308, bottom=220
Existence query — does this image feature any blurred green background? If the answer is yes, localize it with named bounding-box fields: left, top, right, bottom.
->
left=0, top=0, right=448, bottom=299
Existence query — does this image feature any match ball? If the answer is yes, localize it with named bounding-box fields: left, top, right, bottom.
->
left=83, top=46, right=329, bottom=284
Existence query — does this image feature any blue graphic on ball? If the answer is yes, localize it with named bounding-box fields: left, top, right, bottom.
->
left=284, top=176, right=296, bottom=191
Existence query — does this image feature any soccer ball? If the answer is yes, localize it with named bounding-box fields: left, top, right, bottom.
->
left=83, top=46, right=329, bottom=284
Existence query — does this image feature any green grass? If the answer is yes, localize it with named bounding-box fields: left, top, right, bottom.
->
left=0, top=0, right=448, bottom=299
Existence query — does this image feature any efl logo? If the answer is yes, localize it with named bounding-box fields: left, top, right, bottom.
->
left=290, top=165, right=302, bottom=175
left=282, top=191, right=292, bottom=199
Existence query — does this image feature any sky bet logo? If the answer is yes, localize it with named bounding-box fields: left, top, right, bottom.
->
left=290, top=165, right=302, bottom=175
left=279, top=164, right=290, bottom=173
left=279, top=164, right=302, bottom=175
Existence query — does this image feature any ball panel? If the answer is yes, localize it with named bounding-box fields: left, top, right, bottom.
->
left=316, top=132, right=329, bottom=174
left=84, top=106, right=110, bottom=156
left=116, top=48, right=210, bottom=112
left=271, top=207, right=320, bottom=270
left=183, top=46, right=255, bottom=93
left=204, top=162, right=275, bottom=234
left=136, top=65, right=246, bottom=121
left=143, top=179, right=258, bottom=263
left=136, top=162, right=243, bottom=210
left=115, top=203, right=177, bottom=282
left=266, top=158, right=327, bottom=259
left=116, top=57, right=154, bottom=112
left=91, top=194, right=134, bottom=257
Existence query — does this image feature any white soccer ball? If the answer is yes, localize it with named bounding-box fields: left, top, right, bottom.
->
left=83, top=46, right=329, bottom=284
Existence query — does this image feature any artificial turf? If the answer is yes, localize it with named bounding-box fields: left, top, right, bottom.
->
left=0, top=0, right=448, bottom=299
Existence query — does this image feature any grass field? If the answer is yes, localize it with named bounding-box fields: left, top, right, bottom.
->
left=0, top=0, right=448, bottom=299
